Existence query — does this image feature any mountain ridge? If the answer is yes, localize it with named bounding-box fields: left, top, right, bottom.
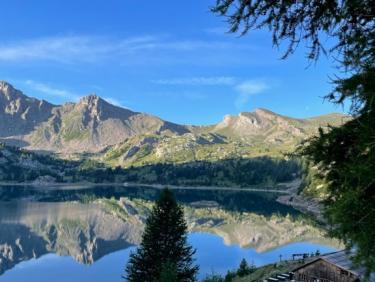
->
left=0, top=81, right=189, bottom=153
left=0, top=81, right=349, bottom=159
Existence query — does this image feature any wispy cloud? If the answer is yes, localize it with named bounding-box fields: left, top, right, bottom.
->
left=0, top=36, right=157, bottom=63
left=151, top=76, right=236, bottom=86
left=24, top=80, right=133, bottom=109
left=235, top=80, right=268, bottom=95
left=102, top=97, right=131, bottom=109
left=151, top=75, right=271, bottom=109
left=24, top=80, right=134, bottom=109
left=234, top=80, right=269, bottom=109
left=25, top=80, right=80, bottom=101
left=0, top=35, right=252, bottom=66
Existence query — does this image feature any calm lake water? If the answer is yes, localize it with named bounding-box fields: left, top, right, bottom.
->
left=0, top=185, right=339, bottom=281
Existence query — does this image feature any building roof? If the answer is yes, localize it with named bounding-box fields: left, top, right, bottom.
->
left=293, top=250, right=375, bottom=282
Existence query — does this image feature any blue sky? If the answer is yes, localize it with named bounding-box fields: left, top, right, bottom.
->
left=0, top=0, right=346, bottom=125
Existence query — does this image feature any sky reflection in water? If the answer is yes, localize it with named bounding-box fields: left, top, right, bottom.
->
left=0, top=233, right=337, bottom=282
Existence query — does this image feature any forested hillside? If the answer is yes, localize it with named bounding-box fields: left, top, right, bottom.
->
left=0, top=143, right=299, bottom=187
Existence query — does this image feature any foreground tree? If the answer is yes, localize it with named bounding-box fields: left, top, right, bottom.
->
left=125, top=188, right=198, bottom=282
left=212, top=0, right=375, bottom=275
left=237, top=258, right=252, bottom=277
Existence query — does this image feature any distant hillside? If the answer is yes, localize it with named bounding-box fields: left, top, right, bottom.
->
left=0, top=142, right=300, bottom=187
left=0, top=143, right=77, bottom=183
left=213, top=108, right=346, bottom=140
left=101, top=110, right=349, bottom=168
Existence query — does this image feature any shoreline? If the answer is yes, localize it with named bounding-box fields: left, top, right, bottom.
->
left=0, top=180, right=300, bottom=193
left=276, top=182, right=324, bottom=221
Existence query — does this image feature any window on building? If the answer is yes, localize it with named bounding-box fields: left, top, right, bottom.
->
left=340, top=269, right=349, bottom=276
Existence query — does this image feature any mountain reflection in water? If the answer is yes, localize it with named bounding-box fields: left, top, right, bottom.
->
left=0, top=185, right=339, bottom=279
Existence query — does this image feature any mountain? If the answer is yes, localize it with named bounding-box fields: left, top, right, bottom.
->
left=0, top=81, right=55, bottom=144
left=213, top=108, right=347, bottom=141
left=0, top=81, right=349, bottom=161
left=0, top=81, right=188, bottom=153
left=102, top=111, right=348, bottom=167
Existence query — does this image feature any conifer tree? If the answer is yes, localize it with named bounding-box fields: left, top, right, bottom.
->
left=237, top=259, right=251, bottom=277
left=159, top=262, right=178, bottom=282
left=125, top=188, right=198, bottom=282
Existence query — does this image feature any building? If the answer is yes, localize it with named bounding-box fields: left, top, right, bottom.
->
left=292, top=250, right=375, bottom=282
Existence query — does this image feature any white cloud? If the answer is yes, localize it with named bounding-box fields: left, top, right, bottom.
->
left=25, top=80, right=80, bottom=101
left=0, top=35, right=250, bottom=66
left=234, top=80, right=268, bottom=109
left=235, top=80, right=268, bottom=95
left=151, top=76, right=236, bottom=86
left=103, top=97, right=121, bottom=106
left=0, top=36, right=157, bottom=63
left=150, top=76, right=270, bottom=109
left=0, top=36, right=96, bottom=63
left=102, top=97, right=131, bottom=109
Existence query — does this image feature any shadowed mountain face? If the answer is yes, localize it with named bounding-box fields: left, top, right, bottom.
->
left=0, top=81, right=348, bottom=156
left=0, top=82, right=54, bottom=139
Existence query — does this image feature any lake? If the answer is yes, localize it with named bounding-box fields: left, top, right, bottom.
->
left=0, top=185, right=339, bottom=281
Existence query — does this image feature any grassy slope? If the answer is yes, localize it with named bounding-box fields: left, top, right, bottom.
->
left=98, top=112, right=349, bottom=168
left=100, top=133, right=295, bottom=168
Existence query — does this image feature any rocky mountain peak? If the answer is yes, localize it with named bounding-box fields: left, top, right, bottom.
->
left=78, top=94, right=108, bottom=109
left=254, top=107, right=276, bottom=116
left=0, top=81, right=52, bottom=108
left=214, top=108, right=305, bottom=138
left=0, top=81, right=55, bottom=138
left=0, top=80, right=12, bottom=90
left=226, top=108, right=279, bottom=123
left=74, top=94, right=113, bottom=120
left=78, top=94, right=101, bottom=105
left=0, top=81, right=24, bottom=101
left=0, top=81, right=14, bottom=90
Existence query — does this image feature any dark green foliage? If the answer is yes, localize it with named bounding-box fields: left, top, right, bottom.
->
left=201, top=259, right=255, bottom=282
left=159, top=262, right=178, bottom=282
left=211, top=0, right=375, bottom=68
left=201, top=274, right=225, bottom=282
left=300, top=96, right=375, bottom=274
left=223, top=271, right=236, bottom=282
left=201, top=272, right=236, bottom=282
left=0, top=143, right=76, bottom=182
left=80, top=157, right=300, bottom=187
left=298, top=64, right=375, bottom=276
left=212, top=0, right=375, bottom=275
left=125, top=189, right=198, bottom=282
left=0, top=142, right=300, bottom=187
left=237, top=258, right=254, bottom=277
